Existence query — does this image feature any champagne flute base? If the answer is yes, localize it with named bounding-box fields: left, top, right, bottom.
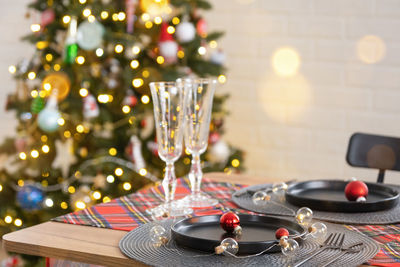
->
left=146, top=200, right=193, bottom=219
left=181, top=192, right=219, bottom=208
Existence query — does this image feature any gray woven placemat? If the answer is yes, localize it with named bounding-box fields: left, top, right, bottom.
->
left=119, top=218, right=379, bottom=267
left=232, top=184, right=400, bottom=225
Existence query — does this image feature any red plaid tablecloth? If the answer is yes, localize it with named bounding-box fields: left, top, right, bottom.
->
left=54, top=178, right=400, bottom=266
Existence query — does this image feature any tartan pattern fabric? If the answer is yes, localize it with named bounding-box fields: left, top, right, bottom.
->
left=54, top=178, right=400, bottom=266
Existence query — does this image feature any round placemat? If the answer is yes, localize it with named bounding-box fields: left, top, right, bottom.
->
left=119, top=219, right=379, bottom=267
left=232, top=183, right=400, bottom=224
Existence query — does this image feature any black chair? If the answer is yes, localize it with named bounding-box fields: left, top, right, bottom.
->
left=346, top=133, right=400, bottom=183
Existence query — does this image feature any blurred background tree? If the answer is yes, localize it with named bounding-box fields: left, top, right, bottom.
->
left=0, top=0, right=244, bottom=243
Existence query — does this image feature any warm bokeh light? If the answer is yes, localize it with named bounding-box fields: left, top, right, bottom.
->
left=115, top=44, right=124, bottom=53
left=139, top=168, right=147, bottom=176
left=272, top=47, right=301, bottom=77
left=141, top=95, right=150, bottom=104
left=4, top=216, right=12, bottom=224
left=115, top=167, right=123, bottom=176
left=132, top=46, right=141, bottom=54
left=106, top=175, right=115, bottom=183
left=123, top=182, right=131, bottom=191
left=63, top=15, right=71, bottom=24
left=356, top=35, right=386, bottom=64
left=103, top=196, right=111, bottom=203
left=68, top=186, right=75, bottom=194
left=42, top=145, right=50, bottom=153
left=122, top=105, right=131, bottom=113
left=156, top=56, right=164, bottom=64
left=258, top=73, right=312, bottom=123
left=8, top=65, right=16, bottom=74
left=61, top=202, right=68, bottom=209
left=45, top=198, right=54, bottom=207
left=14, top=218, right=22, bottom=227
left=19, top=152, right=27, bottom=160
left=79, top=88, right=89, bottom=97
left=98, top=94, right=112, bottom=103
left=75, top=201, right=86, bottom=209
left=101, top=11, right=109, bottom=19
left=57, top=117, right=65, bottom=126
left=88, top=15, right=96, bottom=23
left=231, top=159, right=240, bottom=168
left=132, top=78, right=144, bottom=88
left=30, top=24, right=41, bottom=32
left=28, top=72, right=36, bottom=80
left=76, top=124, right=84, bottom=133
left=209, top=40, right=218, bottom=48
left=130, top=60, right=139, bottom=69
left=92, top=191, right=101, bottom=200
left=218, top=75, right=226, bottom=84
left=82, top=8, right=91, bottom=17
left=31, top=150, right=39, bottom=158
left=109, top=147, right=117, bottom=156
left=76, top=56, right=85, bottom=64
left=172, top=17, right=180, bottom=25
left=95, top=48, right=104, bottom=57
left=198, top=46, right=206, bottom=55
left=167, top=26, right=175, bottom=34
left=118, top=12, right=126, bottom=21
left=154, top=16, right=162, bottom=24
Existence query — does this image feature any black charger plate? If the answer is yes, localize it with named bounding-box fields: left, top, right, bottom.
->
left=286, top=180, right=400, bottom=212
left=171, top=214, right=306, bottom=255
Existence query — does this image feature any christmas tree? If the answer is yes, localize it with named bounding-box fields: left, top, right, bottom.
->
left=0, top=0, right=244, bottom=239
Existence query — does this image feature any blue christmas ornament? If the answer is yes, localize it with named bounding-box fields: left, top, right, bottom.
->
left=16, top=184, right=45, bottom=210
left=37, top=93, right=61, bottom=133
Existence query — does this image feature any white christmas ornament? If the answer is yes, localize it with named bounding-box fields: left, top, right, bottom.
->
left=52, top=139, right=77, bottom=177
left=83, top=94, right=99, bottom=119
left=159, top=41, right=178, bottom=59
left=77, top=20, right=105, bottom=50
left=175, top=21, right=196, bottom=43
left=209, top=140, right=230, bottom=163
left=37, top=93, right=61, bottom=133
left=210, top=50, right=226, bottom=65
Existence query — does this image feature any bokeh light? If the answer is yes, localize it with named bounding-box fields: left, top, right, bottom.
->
left=258, top=73, right=312, bottom=123
left=356, top=35, right=386, bottom=64
left=272, top=47, right=301, bottom=77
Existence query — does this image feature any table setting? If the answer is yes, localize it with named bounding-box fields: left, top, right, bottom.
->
left=46, top=77, right=400, bottom=267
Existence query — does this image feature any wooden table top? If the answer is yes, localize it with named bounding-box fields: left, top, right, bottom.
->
left=2, top=172, right=275, bottom=267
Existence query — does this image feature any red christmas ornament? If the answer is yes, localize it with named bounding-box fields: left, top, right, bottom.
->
left=196, top=18, right=207, bottom=36
left=345, top=180, right=369, bottom=201
left=275, top=227, right=289, bottom=239
left=220, top=212, right=240, bottom=232
left=41, top=9, right=55, bottom=28
left=209, top=132, right=220, bottom=144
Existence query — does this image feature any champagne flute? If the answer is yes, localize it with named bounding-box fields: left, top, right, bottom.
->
left=181, top=78, right=219, bottom=207
left=147, top=81, right=193, bottom=217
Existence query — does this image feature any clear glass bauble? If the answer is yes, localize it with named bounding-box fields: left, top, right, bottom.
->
left=296, top=207, right=313, bottom=225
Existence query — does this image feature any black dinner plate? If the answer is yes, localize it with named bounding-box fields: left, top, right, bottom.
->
left=285, top=180, right=400, bottom=212
left=171, top=214, right=306, bottom=255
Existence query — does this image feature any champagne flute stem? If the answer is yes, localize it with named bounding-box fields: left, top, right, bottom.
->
left=189, top=153, right=202, bottom=195
left=162, top=162, right=177, bottom=204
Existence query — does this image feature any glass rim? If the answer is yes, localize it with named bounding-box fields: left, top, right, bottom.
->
left=177, top=77, right=218, bottom=84
left=149, top=81, right=182, bottom=87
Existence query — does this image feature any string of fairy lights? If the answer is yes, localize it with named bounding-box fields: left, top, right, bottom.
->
left=1, top=0, right=237, bottom=228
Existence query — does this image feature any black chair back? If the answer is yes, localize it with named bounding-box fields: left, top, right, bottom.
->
left=346, top=133, right=400, bottom=183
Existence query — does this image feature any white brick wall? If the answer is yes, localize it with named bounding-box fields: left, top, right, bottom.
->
left=1, top=0, right=400, bottom=184
left=205, top=0, right=400, bottom=184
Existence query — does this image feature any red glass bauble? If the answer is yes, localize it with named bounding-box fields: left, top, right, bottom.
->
left=345, top=180, right=368, bottom=201
left=220, top=212, right=240, bottom=232
left=275, top=227, right=289, bottom=239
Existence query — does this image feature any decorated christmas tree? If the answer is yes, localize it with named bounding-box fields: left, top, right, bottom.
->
left=0, top=0, right=244, bottom=239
